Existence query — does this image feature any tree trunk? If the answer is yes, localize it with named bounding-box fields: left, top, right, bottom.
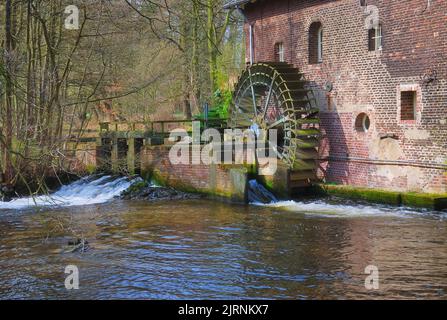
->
left=207, top=0, right=217, bottom=94
left=3, top=0, right=15, bottom=184
left=180, top=8, right=192, bottom=119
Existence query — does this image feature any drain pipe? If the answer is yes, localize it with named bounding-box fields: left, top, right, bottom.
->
left=236, top=7, right=254, bottom=65
left=320, top=156, right=447, bottom=170
left=249, top=24, right=254, bottom=65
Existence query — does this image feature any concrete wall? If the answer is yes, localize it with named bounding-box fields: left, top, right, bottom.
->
left=141, top=145, right=249, bottom=203
left=242, top=0, right=447, bottom=193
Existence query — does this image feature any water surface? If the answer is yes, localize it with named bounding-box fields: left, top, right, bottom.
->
left=1, top=195, right=446, bottom=300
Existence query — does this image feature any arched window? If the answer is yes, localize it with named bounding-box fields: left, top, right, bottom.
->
left=274, top=42, right=285, bottom=62
left=317, top=26, right=323, bottom=62
left=309, top=22, right=323, bottom=64
left=368, top=24, right=383, bottom=51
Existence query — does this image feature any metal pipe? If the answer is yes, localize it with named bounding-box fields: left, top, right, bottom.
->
left=319, top=156, right=447, bottom=170
left=236, top=7, right=254, bottom=65
left=249, top=24, right=254, bottom=65
left=421, top=0, right=431, bottom=13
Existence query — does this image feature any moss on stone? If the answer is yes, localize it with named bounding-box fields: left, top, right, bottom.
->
left=322, top=185, right=402, bottom=205
left=308, top=185, right=329, bottom=196
left=402, top=193, right=447, bottom=211
left=148, top=167, right=248, bottom=203
left=218, top=163, right=251, bottom=173
left=85, top=164, right=97, bottom=175
left=321, top=184, right=447, bottom=211
left=264, top=179, right=274, bottom=190
left=126, top=181, right=149, bottom=194
left=151, top=170, right=213, bottom=196
left=258, top=164, right=290, bottom=199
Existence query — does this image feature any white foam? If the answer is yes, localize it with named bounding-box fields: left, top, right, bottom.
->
left=0, top=175, right=140, bottom=210
left=259, top=200, right=431, bottom=218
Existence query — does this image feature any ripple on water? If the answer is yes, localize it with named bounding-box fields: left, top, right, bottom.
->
left=1, top=195, right=447, bottom=299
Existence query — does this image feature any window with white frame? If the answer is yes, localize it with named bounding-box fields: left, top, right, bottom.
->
left=318, top=26, right=323, bottom=62
left=274, top=42, right=285, bottom=62
left=368, top=24, right=383, bottom=51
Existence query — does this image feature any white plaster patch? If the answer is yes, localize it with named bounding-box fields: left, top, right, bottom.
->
left=406, top=167, right=425, bottom=192
left=375, top=165, right=425, bottom=193
left=369, top=137, right=403, bottom=161
left=404, top=128, right=431, bottom=140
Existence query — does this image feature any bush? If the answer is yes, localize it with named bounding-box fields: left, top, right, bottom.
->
left=195, top=89, right=232, bottom=120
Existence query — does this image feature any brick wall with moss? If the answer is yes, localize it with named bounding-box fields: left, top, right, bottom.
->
left=141, top=145, right=248, bottom=202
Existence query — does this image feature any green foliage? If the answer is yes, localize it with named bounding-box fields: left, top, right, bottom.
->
left=212, top=89, right=232, bottom=118
left=195, top=89, right=232, bottom=120
left=85, top=164, right=97, bottom=175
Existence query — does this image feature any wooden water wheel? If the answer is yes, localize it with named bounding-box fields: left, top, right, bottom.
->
left=230, top=62, right=321, bottom=188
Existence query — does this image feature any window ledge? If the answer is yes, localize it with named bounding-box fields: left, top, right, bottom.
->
left=400, top=120, right=417, bottom=125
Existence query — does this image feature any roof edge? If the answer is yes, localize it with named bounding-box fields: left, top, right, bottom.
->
left=223, top=0, right=252, bottom=9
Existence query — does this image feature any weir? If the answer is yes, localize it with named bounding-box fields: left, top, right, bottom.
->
left=95, top=122, right=318, bottom=203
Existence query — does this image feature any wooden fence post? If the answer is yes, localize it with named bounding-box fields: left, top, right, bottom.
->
left=127, top=137, right=135, bottom=175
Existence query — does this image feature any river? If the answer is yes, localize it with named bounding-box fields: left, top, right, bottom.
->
left=0, top=176, right=446, bottom=300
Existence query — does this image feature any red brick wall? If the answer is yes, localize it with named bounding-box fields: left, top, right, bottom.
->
left=141, top=145, right=247, bottom=200
left=242, top=0, right=447, bottom=193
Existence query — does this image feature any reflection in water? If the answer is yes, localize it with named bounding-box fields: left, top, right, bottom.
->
left=0, top=199, right=446, bottom=300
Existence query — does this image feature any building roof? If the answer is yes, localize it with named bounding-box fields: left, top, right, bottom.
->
left=223, top=0, right=257, bottom=9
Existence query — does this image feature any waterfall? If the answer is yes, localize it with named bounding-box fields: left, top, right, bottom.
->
left=0, top=175, right=141, bottom=210
left=248, top=180, right=278, bottom=204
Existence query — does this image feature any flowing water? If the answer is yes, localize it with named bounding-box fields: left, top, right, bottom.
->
left=0, top=176, right=446, bottom=300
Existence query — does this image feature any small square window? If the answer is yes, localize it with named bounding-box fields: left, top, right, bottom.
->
left=400, top=91, right=416, bottom=121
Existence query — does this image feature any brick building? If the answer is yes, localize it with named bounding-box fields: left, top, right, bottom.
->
left=225, top=0, right=447, bottom=193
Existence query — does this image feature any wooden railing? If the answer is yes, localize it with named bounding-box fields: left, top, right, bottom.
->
left=99, top=118, right=229, bottom=135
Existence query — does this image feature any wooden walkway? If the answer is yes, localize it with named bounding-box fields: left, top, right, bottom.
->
left=96, top=119, right=228, bottom=174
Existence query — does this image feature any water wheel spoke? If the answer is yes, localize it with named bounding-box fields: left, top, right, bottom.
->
left=235, top=101, right=255, bottom=116
left=248, top=69, right=258, bottom=117
left=262, top=72, right=278, bottom=120
left=268, top=117, right=288, bottom=130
